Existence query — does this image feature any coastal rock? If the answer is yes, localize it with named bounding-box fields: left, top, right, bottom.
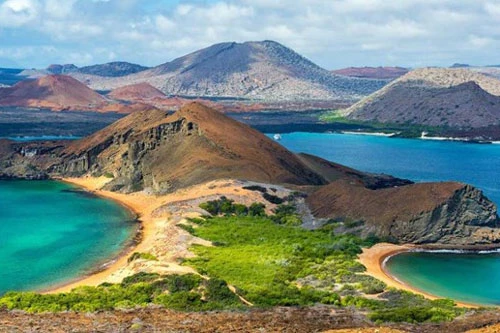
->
left=307, top=180, right=500, bottom=245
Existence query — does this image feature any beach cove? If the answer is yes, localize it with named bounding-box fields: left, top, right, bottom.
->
left=48, top=177, right=277, bottom=293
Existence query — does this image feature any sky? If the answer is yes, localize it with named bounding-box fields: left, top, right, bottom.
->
left=0, top=0, right=499, bottom=69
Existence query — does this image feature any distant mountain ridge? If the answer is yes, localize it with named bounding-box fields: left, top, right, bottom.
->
left=345, top=68, right=500, bottom=129
left=46, top=62, right=149, bottom=77
left=331, top=67, right=408, bottom=80
left=68, top=40, right=389, bottom=101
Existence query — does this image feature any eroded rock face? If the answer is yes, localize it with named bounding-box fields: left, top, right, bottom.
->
left=57, top=117, right=194, bottom=193
left=307, top=180, right=500, bottom=246
left=386, top=185, right=500, bottom=245
left=54, top=103, right=327, bottom=193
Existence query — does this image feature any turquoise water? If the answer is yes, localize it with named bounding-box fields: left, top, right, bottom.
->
left=386, top=252, right=500, bottom=305
left=273, top=132, right=500, bottom=304
left=0, top=180, right=136, bottom=294
left=271, top=132, right=500, bottom=206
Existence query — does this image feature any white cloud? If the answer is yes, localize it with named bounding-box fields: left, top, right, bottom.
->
left=0, top=0, right=499, bottom=69
left=0, top=0, right=40, bottom=27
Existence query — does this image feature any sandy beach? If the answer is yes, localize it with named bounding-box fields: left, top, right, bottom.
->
left=358, top=243, right=478, bottom=308
left=47, top=176, right=278, bottom=293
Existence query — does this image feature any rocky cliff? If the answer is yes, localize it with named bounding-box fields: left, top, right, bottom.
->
left=307, top=180, right=500, bottom=245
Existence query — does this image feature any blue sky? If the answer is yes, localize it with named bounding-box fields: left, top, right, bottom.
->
left=0, top=0, right=499, bottom=69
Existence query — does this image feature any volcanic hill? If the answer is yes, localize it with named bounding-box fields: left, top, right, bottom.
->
left=1, top=102, right=499, bottom=245
left=0, top=75, right=107, bottom=111
left=0, top=75, right=154, bottom=113
left=307, top=179, right=500, bottom=245
left=69, top=41, right=388, bottom=101
left=57, top=102, right=328, bottom=192
left=345, top=68, right=500, bottom=129
left=108, top=83, right=166, bottom=102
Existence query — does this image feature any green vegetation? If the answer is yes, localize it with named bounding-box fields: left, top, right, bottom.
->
left=319, top=110, right=448, bottom=138
left=199, top=196, right=265, bottom=217
left=0, top=198, right=467, bottom=324
left=183, top=200, right=466, bottom=323
left=127, top=252, right=158, bottom=263
left=0, top=273, right=241, bottom=313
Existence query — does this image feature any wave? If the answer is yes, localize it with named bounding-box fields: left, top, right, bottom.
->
left=409, top=248, right=500, bottom=255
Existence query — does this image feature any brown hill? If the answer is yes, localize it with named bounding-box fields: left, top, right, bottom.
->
left=108, top=83, right=166, bottom=101
left=0, top=75, right=107, bottom=111
left=307, top=179, right=499, bottom=245
left=57, top=102, right=327, bottom=192
left=332, top=67, right=408, bottom=80
left=346, top=68, right=500, bottom=129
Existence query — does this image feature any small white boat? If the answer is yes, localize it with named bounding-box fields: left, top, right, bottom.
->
left=273, top=134, right=282, bottom=141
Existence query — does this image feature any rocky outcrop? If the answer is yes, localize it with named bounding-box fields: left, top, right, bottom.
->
left=0, top=140, right=65, bottom=180
left=307, top=180, right=500, bottom=245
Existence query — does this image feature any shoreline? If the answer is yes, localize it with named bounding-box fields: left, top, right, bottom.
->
left=358, top=243, right=481, bottom=308
left=44, top=177, right=271, bottom=294
left=45, top=177, right=152, bottom=293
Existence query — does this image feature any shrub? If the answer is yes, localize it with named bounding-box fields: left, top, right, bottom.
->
left=248, top=203, right=266, bottom=216
left=233, top=204, right=248, bottom=216
left=262, top=192, right=284, bottom=204
left=271, top=204, right=302, bottom=226
left=177, top=223, right=195, bottom=234
left=243, top=185, right=267, bottom=193
left=369, top=306, right=457, bottom=323
left=128, top=252, right=158, bottom=263
left=164, top=274, right=202, bottom=293
left=204, top=278, right=240, bottom=305
left=154, top=292, right=203, bottom=311
left=121, top=272, right=160, bottom=286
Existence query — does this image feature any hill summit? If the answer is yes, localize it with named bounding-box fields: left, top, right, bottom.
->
left=58, top=102, right=327, bottom=192
left=0, top=75, right=107, bottom=111
left=70, top=41, right=388, bottom=101
left=346, top=68, right=500, bottom=129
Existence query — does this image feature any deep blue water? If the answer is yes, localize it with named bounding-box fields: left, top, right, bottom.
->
left=271, top=132, right=500, bottom=205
